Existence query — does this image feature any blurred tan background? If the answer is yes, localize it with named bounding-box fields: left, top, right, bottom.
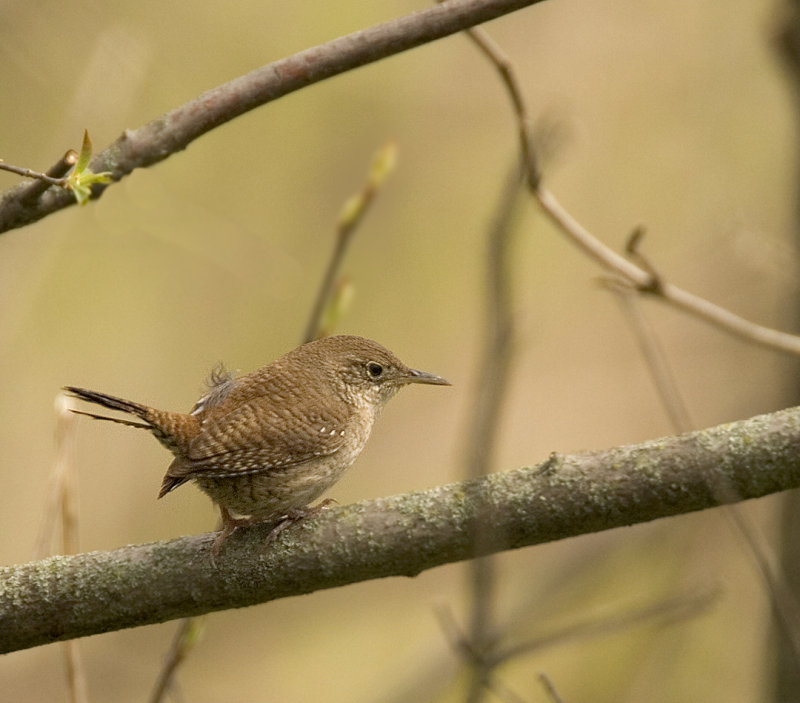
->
left=1, top=0, right=798, bottom=701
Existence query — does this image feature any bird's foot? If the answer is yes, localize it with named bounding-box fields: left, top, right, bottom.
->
left=209, top=508, right=263, bottom=564
left=265, top=499, right=338, bottom=543
left=209, top=500, right=337, bottom=563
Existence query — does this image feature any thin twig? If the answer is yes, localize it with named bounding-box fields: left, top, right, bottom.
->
left=455, top=38, right=800, bottom=357
left=605, top=283, right=693, bottom=432
left=462, top=163, right=524, bottom=703
left=492, top=590, right=717, bottom=665
left=766, top=15, right=800, bottom=698
left=35, top=395, right=81, bottom=559
left=17, top=150, right=78, bottom=205
left=60, top=409, right=81, bottom=559
left=723, top=503, right=800, bottom=666
left=461, top=24, right=538, bottom=187
left=314, top=276, right=354, bottom=341
left=534, top=186, right=800, bottom=355
left=302, top=142, right=396, bottom=343
left=463, top=166, right=522, bottom=485
left=480, top=675, right=529, bottom=703
left=624, top=226, right=663, bottom=293
left=35, top=396, right=89, bottom=703
left=439, top=591, right=714, bottom=702
left=150, top=617, right=205, bottom=703
left=63, top=640, right=89, bottom=703
left=59, top=404, right=88, bottom=703
left=538, top=672, right=566, bottom=703
left=0, top=161, right=69, bottom=187
left=435, top=606, right=529, bottom=703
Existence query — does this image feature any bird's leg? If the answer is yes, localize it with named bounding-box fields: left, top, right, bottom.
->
left=266, top=499, right=338, bottom=543
left=211, top=500, right=338, bottom=561
left=210, top=505, right=258, bottom=562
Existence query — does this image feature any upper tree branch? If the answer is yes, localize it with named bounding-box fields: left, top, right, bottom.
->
left=3, top=405, right=800, bottom=654
left=0, top=0, right=544, bottom=234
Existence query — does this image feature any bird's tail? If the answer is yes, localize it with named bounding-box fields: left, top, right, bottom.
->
left=64, top=385, right=197, bottom=458
left=63, top=386, right=151, bottom=429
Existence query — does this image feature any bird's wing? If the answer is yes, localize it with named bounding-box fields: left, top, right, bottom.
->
left=170, top=395, right=350, bottom=478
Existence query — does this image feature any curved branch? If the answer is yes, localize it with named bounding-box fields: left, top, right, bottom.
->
left=0, top=0, right=544, bottom=234
left=448, top=15, right=800, bottom=358
left=535, top=187, right=800, bottom=355
left=3, top=405, right=800, bottom=654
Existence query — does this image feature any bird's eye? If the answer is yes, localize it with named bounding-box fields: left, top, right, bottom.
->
left=366, top=362, right=384, bottom=378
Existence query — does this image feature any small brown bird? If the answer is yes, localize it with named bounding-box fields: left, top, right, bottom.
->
left=65, top=335, right=449, bottom=557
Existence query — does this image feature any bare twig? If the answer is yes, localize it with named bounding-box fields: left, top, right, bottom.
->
left=58, top=405, right=89, bottom=703
left=302, top=142, right=396, bottom=343
left=0, top=161, right=70, bottom=187
left=535, top=186, right=800, bottom=355
left=150, top=617, right=205, bottom=703
left=439, top=590, right=715, bottom=703
left=459, top=22, right=538, bottom=186
left=768, top=14, right=800, bottom=699
left=480, top=676, right=529, bottom=703
left=463, top=166, right=522, bottom=484
left=16, top=150, right=78, bottom=205
left=35, top=397, right=76, bottom=559
left=0, top=0, right=545, bottom=234
left=606, top=283, right=693, bottom=432
left=451, top=22, right=800, bottom=356
left=624, top=226, right=663, bottom=293
left=461, top=163, right=524, bottom=703
left=35, top=396, right=82, bottom=558
left=63, top=640, right=89, bottom=703
left=314, top=277, right=355, bottom=341
left=492, top=591, right=716, bottom=665
left=435, top=606, right=530, bottom=703
left=723, top=504, right=800, bottom=666
left=34, top=397, right=89, bottom=703
left=538, top=672, right=566, bottom=703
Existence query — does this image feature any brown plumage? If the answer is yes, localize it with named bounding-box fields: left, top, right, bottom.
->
left=65, top=335, right=449, bottom=558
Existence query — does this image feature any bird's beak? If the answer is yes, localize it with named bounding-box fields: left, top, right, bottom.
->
left=405, top=368, right=451, bottom=386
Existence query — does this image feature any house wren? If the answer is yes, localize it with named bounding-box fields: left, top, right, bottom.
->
left=65, top=335, right=449, bottom=557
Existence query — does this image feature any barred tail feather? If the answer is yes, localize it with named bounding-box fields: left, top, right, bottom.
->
left=63, top=386, right=151, bottom=427
left=68, top=408, right=150, bottom=429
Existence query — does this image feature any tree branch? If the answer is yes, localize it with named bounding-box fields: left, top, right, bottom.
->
left=3, top=405, right=800, bottom=654
left=0, top=0, right=544, bottom=234
left=448, top=10, right=800, bottom=358
left=535, top=178, right=800, bottom=356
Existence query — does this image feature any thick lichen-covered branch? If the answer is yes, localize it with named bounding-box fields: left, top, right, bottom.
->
left=1, top=405, right=799, bottom=654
